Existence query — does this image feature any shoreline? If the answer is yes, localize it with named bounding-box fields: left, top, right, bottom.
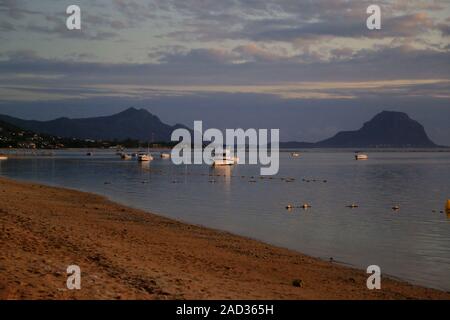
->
left=0, top=176, right=449, bottom=300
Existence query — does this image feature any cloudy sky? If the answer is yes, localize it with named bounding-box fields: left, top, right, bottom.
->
left=0, top=0, right=449, bottom=144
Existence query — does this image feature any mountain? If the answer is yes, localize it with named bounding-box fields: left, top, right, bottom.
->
left=0, top=108, right=188, bottom=142
left=0, top=109, right=439, bottom=148
left=315, top=111, right=437, bottom=148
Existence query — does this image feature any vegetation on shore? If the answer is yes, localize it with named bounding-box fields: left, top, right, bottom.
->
left=0, top=120, right=177, bottom=149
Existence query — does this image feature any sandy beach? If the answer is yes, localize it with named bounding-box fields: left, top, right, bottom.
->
left=0, top=177, right=449, bottom=300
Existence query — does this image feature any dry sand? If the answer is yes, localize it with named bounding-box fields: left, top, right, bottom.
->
left=0, top=177, right=449, bottom=300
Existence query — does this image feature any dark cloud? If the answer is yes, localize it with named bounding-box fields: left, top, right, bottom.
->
left=1, top=44, right=449, bottom=86
left=147, top=0, right=444, bottom=43
left=24, top=19, right=120, bottom=41
left=0, top=20, right=15, bottom=31
left=0, top=0, right=39, bottom=19
left=237, top=13, right=434, bottom=42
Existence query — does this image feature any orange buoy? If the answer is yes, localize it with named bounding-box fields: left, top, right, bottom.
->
left=446, top=200, right=450, bottom=213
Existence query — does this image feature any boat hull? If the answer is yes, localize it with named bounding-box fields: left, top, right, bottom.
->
left=355, top=154, right=368, bottom=160
left=212, top=159, right=235, bottom=166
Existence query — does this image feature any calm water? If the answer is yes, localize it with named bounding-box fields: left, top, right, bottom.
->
left=1, top=150, right=449, bottom=291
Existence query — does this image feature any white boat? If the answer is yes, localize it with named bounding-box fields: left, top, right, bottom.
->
left=212, top=149, right=238, bottom=166
left=137, top=153, right=153, bottom=162
left=160, top=153, right=171, bottom=159
left=291, top=152, right=301, bottom=157
left=0, top=156, right=8, bottom=160
left=355, top=153, right=368, bottom=160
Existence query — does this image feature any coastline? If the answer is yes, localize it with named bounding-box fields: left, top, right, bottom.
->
left=0, top=176, right=449, bottom=300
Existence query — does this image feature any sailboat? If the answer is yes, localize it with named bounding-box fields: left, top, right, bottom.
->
left=138, top=153, right=153, bottom=161
left=137, top=143, right=153, bottom=162
left=212, top=149, right=238, bottom=166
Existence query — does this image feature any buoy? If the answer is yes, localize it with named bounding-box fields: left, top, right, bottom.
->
left=286, top=204, right=294, bottom=210
left=347, top=204, right=359, bottom=208
left=301, top=203, right=311, bottom=209
left=392, top=205, right=400, bottom=211
left=446, top=200, right=450, bottom=213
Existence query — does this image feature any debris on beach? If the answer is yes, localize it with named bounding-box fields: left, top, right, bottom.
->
left=292, top=279, right=303, bottom=287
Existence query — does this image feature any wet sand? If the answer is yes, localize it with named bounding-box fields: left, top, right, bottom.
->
left=0, top=177, right=449, bottom=300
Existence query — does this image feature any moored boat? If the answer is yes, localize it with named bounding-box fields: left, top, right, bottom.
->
left=355, top=153, right=368, bottom=160
left=138, top=153, right=153, bottom=162
left=212, top=149, right=237, bottom=166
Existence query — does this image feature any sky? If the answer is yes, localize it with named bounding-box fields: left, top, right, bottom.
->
left=0, top=0, right=449, bottom=144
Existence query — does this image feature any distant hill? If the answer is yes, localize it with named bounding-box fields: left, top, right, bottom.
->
left=315, top=111, right=437, bottom=148
left=279, top=111, right=438, bottom=148
left=0, top=108, right=189, bottom=142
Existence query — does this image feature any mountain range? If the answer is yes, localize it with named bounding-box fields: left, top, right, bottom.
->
left=0, top=108, right=439, bottom=148
left=0, top=107, right=188, bottom=143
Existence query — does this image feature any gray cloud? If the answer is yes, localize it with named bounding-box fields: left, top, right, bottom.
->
left=1, top=43, right=449, bottom=85
left=0, top=0, right=39, bottom=19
